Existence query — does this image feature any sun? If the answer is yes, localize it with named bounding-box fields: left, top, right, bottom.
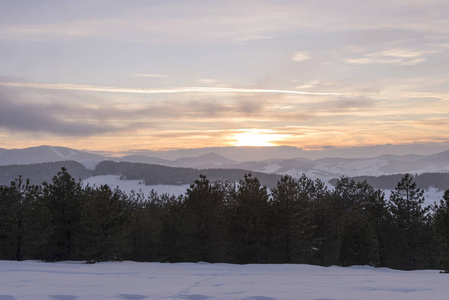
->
left=233, top=129, right=280, bottom=147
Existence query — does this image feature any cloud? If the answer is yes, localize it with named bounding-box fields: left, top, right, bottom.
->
left=2, top=0, right=449, bottom=46
left=0, top=90, right=130, bottom=136
left=0, top=81, right=342, bottom=96
left=1, top=1, right=448, bottom=152
left=292, top=52, right=311, bottom=62
left=345, top=48, right=436, bottom=65
left=1, top=2, right=319, bottom=43
left=0, top=84, right=340, bottom=139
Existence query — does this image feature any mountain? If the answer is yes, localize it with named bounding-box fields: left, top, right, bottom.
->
left=108, top=151, right=449, bottom=179
left=115, top=153, right=237, bottom=169
left=118, top=146, right=306, bottom=161
left=245, top=152, right=449, bottom=179
left=119, top=143, right=449, bottom=161
left=171, top=153, right=237, bottom=168
left=115, top=148, right=449, bottom=178
left=1, top=147, right=449, bottom=198
left=0, top=145, right=104, bottom=169
left=1, top=146, right=449, bottom=180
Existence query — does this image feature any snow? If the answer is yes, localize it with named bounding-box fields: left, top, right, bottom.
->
left=425, top=187, right=446, bottom=206
left=257, top=163, right=284, bottom=174
left=314, top=158, right=389, bottom=177
left=83, top=175, right=190, bottom=196
left=383, top=187, right=444, bottom=208
left=49, top=146, right=77, bottom=160
left=0, top=261, right=447, bottom=300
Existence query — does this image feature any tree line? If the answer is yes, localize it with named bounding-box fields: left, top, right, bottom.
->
left=1, top=167, right=449, bottom=271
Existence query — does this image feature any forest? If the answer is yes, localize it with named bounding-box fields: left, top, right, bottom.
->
left=1, top=167, right=449, bottom=271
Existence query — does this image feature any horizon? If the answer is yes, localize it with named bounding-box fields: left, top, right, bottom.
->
left=2, top=142, right=449, bottom=162
left=1, top=1, right=448, bottom=152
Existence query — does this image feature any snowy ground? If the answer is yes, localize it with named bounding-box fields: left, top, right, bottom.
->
left=0, top=261, right=447, bottom=300
left=383, top=187, right=444, bottom=208
left=83, top=175, right=190, bottom=196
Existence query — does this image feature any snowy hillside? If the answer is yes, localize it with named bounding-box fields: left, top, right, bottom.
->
left=255, top=152, right=449, bottom=179
left=0, top=260, right=447, bottom=300
left=115, top=150, right=449, bottom=178
left=2, top=145, right=449, bottom=178
left=1, top=146, right=449, bottom=202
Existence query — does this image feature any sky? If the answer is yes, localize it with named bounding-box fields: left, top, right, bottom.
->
left=1, top=0, right=449, bottom=153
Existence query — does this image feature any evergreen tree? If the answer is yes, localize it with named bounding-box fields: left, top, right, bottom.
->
left=332, top=178, right=386, bottom=266
left=306, top=177, right=334, bottom=266
left=126, top=189, right=167, bottom=261
left=77, top=185, right=130, bottom=262
left=433, top=190, right=449, bottom=272
left=0, top=177, right=51, bottom=260
left=271, top=174, right=314, bottom=263
left=176, top=175, right=228, bottom=262
left=160, top=194, right=185, bottom=262
left=338, top=209, right=379, bottom=266
left=42, top=167, right=83, bottom=261
left=385, top=173, right=433, bottom=269
left=228, top=173, right=271, bottom=263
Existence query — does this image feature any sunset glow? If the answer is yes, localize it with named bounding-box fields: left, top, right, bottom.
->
left=0, top=1, right=448, bottom=153
left=233, top=130, right=283, bottom=147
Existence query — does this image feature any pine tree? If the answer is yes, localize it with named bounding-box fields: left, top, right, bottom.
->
left=42, top=167, right=83, bottom=261
left=271, top=175, right=314, bottom=263
left=176, top=175, right=228, bottom=262
left=228, top=173, right=271, bottom=263
left=332, top=178, right=386, bottom=266
left=338, top=209, right=379, bottom=266
left=77, top=185, right=130, bottom=262
left=126, top=189, right=167, bottom=261
left=307, top=178, right=335, bottom=266
left=433, top=190, right=449, bottom=272
left=385, top=173, right=432, bottom=269
left=160, top=194, right=184, bottom=262
left=0, top=177, right=51, bottom=260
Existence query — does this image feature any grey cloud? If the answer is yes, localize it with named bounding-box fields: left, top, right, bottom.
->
left=136, top=96, right=270, bottom=119
left=0, top=90, right=129, bottom=136
left=331, top=98, right=377, bottom=109
left=305, top=97, right=377, bottom=113
left=0, top=85, right=377, bottom=140
left=236, top=99, right=265, bottom=115
left=0, top=87, right=275, bottom=137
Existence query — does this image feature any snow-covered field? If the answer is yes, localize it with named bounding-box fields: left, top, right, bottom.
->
left=83, top=175, right=191, bottom=196
left=0, top=261, right=447, bottom=300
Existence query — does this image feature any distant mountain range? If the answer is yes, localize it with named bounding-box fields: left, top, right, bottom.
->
left=0, top=146, right=103, bottom=169
left=1, top=145, right=448, bottom=205
left=1, top=145, right=449, bottom=179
